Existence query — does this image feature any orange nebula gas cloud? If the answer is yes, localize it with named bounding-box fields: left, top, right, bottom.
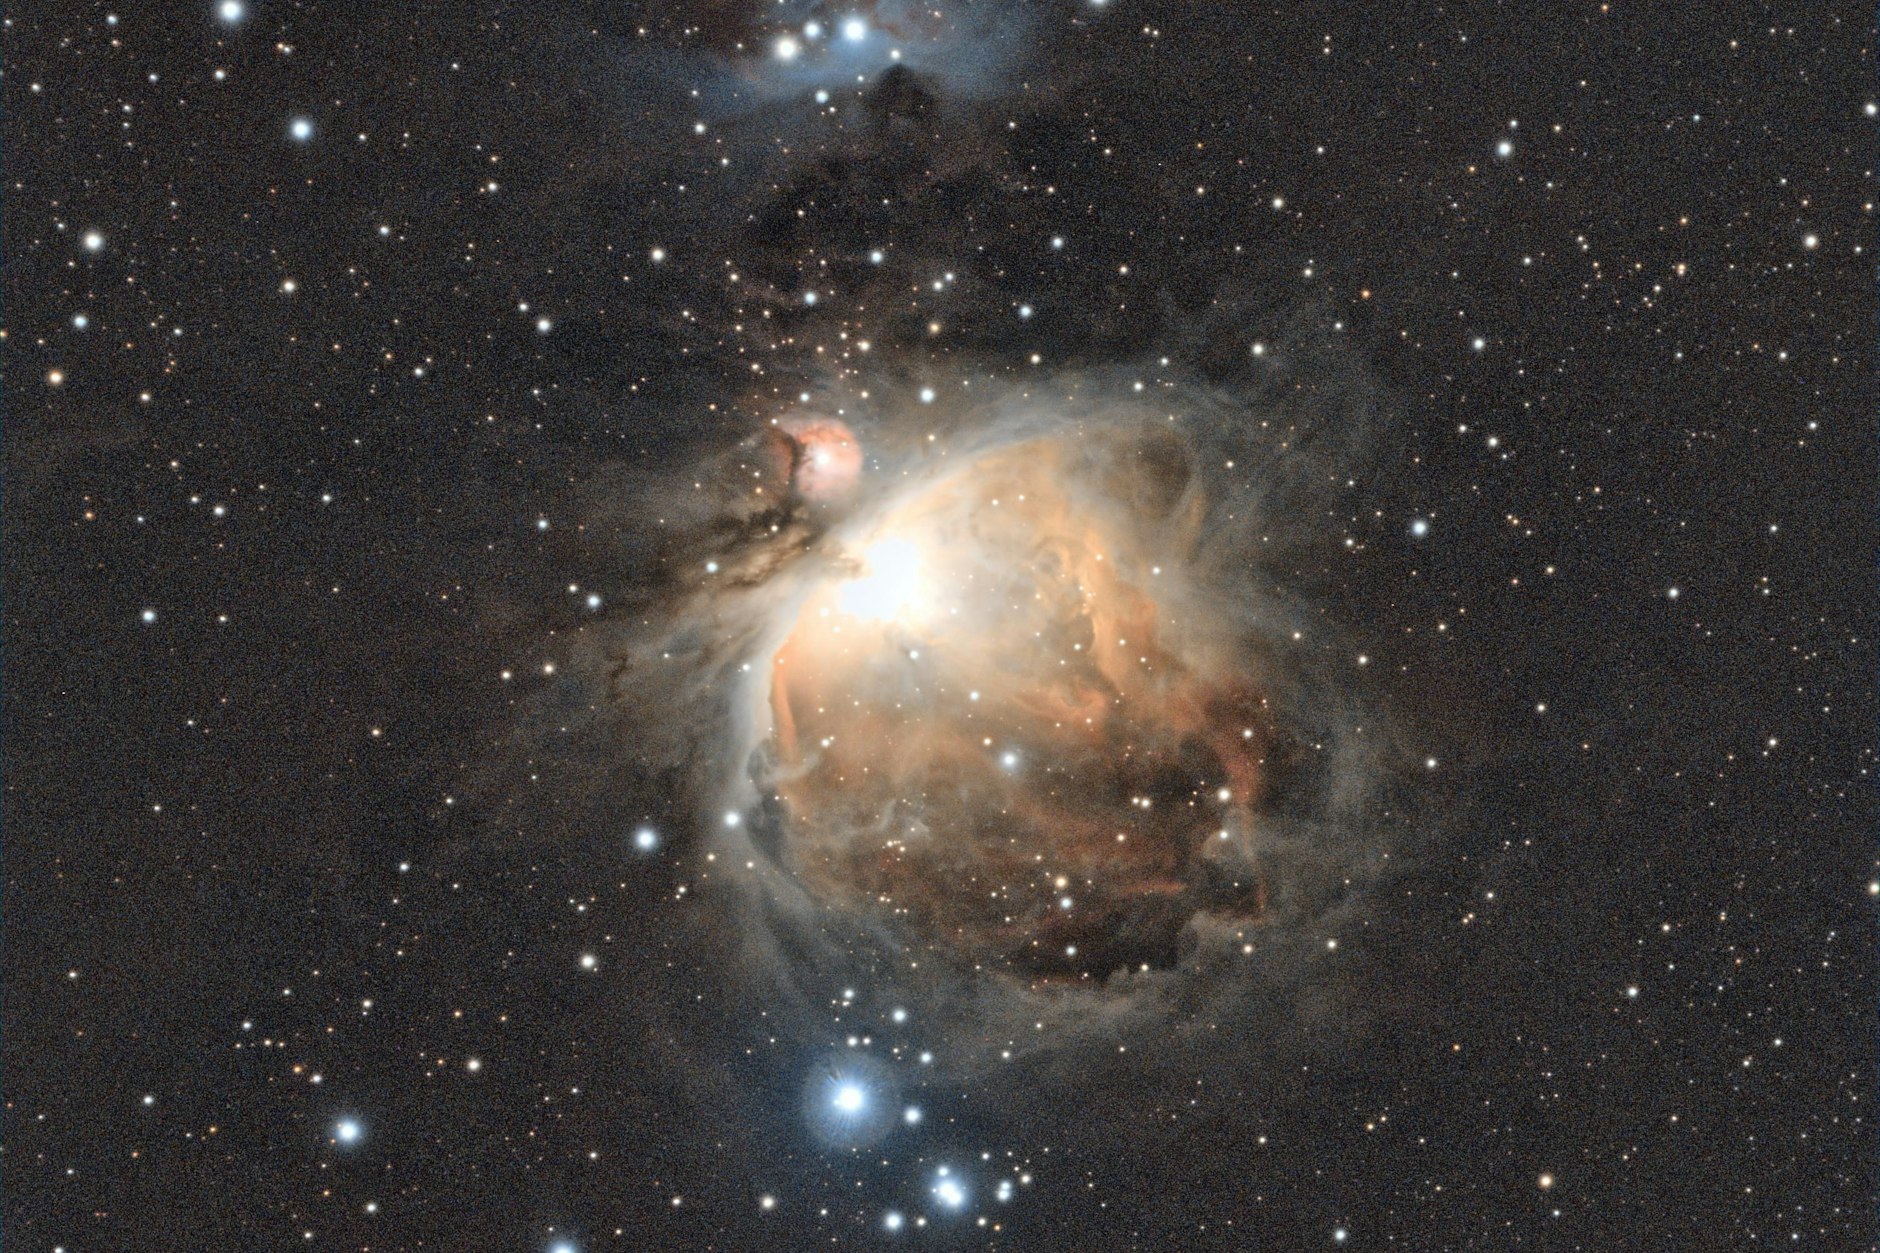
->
left=762, top=431, right=1269, bottom=980
left=775, top=416, right=864, bottom=502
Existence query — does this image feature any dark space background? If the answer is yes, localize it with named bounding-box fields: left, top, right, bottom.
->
left=5, top=2, right=1874, bottom=1249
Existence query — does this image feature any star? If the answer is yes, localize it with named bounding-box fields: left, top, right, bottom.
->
left=932, top=1170, right=967, bottom=1210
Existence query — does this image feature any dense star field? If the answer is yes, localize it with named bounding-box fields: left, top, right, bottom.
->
left=6, top=1, right=1874, bottom=1249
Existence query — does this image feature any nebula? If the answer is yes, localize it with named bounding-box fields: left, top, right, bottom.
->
left=764, top=430, right=1270, bottom=980
left=586, top=368, right=1411, bottom=1078
left=772, top=416, right=863, bottom=502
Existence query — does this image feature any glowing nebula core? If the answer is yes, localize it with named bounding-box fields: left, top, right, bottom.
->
left=761, top=429, right=1270, bottom=979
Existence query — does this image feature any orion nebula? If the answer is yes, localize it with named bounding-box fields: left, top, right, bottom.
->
left=526, top=362, right=1418, bottom=1116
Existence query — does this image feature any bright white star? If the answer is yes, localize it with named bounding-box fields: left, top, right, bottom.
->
left=933, top=1172, right=966, bottom=1209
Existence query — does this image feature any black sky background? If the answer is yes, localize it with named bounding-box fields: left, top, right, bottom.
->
left=6, top=1, right=1875, bottom=1249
